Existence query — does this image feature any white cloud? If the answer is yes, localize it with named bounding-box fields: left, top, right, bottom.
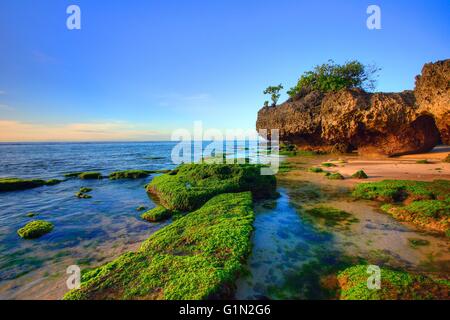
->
left=0, top=120, right=170, bottom=142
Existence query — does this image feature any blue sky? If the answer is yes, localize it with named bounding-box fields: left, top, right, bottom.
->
left=0, top=0, right=448, bottom=141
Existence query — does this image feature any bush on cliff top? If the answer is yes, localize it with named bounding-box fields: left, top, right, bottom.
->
left=64, top=192, right=255, bottom=300
left=147, top=163, right=277, bottom=211
left=287, top=60, right=380, bottom=98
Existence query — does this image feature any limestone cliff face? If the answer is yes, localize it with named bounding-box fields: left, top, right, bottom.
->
left=256, top=59, right=449, bottom=156
left=415, top=59, right=450, bottom=145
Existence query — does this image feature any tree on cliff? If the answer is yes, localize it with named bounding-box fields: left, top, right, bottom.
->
left=287, top=60, right=380, bottom=98
left=264, top=84, right=284, bottom=106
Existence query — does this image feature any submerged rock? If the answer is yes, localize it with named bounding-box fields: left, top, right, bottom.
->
left=256, top=59, right=449, bottom=156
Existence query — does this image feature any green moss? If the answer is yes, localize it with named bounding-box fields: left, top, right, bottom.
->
left=136, top=205, right=147, bottom=212
left=79, top=187, right=92, bottom=193
left=26, top=212, right=37, bottom=218
left=109, top=170, right=151, bottom=180
left=0, top=178, right=61, bottom=192
left=408, top=238, right=430, bottom=248
left=322, top=162, right=336, bottom=168
left=327, top=173, right=345, bottom=180
left=381, top=200, right=449, bottom=233
left=355, top=180, right=450, bottom=234
left=141, top=206, right=172, bottom=222
left=304, top=206, right=358, bottom=227
left=64, top=172, right=83, bottom=178
left=78, top=172, right=103, bottom=180
left=309, top=167, right=324, bottom=173
left=337, top=265, right=449, bottom=300
left=147, top=163, right=277, bottom=211
left=416, top=160, right=430, bottom=164
left=352, top=180, right=449, bottom=202
left=64, top=192, right=255, bottom=300
left=17, top=220, right=54, bottom=239
left=352, top=170, right=368, bottom=179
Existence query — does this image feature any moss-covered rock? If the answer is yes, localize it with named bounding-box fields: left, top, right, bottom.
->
left=79, top=187, right=92, bottom=193
left=109, top=169, right=171, bottom=180
left=136, top=205, right=147, bottom=212
left=304, top=206, right=358, bottom=227
left=141, top=206, right=172, bottom=222
left=336, top=265, right=449, bottom=300
left=352, top=170, right=368, bottom=179
left=322, top=162, right=336, bottom=168
left=354, top=180, right=450, bottom=234
left=78, top=172, right=103, bottom=180
left=147, top=164, right=277, bottom=211
left=109, top=170, right=151, bottom=180
left=327, top=173, right=345, bottom=180
left=64, top=192, right=255, bottom=300
left=76, top=192, right=92, bottom=199
left=17, top=220, right=54, bottom=239
left=0, top=178, right=62, bottom=192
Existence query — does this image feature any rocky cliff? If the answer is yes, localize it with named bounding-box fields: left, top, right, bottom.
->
left=256, top=59, right=449, bottom=156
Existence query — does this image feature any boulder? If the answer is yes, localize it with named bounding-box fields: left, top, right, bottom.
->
left=256, top=59, right=449, bottom=156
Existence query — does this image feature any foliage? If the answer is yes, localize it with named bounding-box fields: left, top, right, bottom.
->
left=354, top=180, right=450, bottom=234
left=327, top=173, right=345, bottom=180
left=287, top=60, right=380, bottom=97
left=263, top=84, right=284, bottom=106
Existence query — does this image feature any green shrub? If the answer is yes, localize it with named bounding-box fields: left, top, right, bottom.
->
left=17, top=220, right=54, bottom=239
left=147, top=163, right=277, bottom=211
left=416, top=160, right=430, bottom=164
left=309, top=167, right=324, bottom=173
left=64, top=192, right=255, bottom=300
left=263, top=84, right=284, bottom=106
left=141, top=206, right=172, bottom=222
left=287, top=60, right=380, bottom=97
left=354, top=180, right=450, bottom=234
